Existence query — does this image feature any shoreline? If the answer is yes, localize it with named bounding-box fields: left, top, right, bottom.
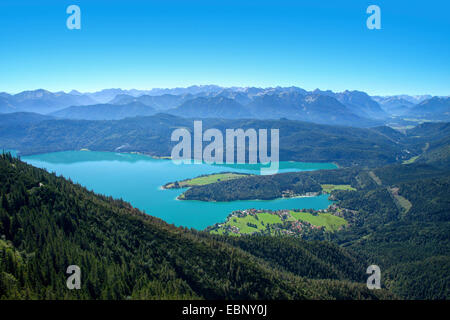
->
left=176, top=192, right=330, bottom=203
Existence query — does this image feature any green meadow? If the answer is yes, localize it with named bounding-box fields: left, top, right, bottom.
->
left=402, top=155, right=420, bottom=164
left=289, top=211, right=347, bottom=232
left=165, top=172, right=249, bottom=188
left=210, top=210, right=347, bottom=236
left=321, top=184, right=356, bottom=193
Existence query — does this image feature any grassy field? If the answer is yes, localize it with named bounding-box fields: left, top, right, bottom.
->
left=165, top=172, right=249, bottom=189
left=393, top=195, right=413, bottom=213
left=321, top=184, right=356, bottom=193
left=215, top=213, right=284, bottom=235
left=210, top=210, right=347, bottom=236
left=289, top=211, right=347, bottom=232
left=402, top=155, right=420, bottom=164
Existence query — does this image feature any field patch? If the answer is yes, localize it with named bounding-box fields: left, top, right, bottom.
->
left=321, top=184, right=356, bottom=193
left=289, top=211, right=347, bottom=232
left=402, top=156, right=419, bottom=164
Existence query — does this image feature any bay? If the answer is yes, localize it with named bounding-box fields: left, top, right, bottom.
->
left=22, top=151, right=336, bottom=230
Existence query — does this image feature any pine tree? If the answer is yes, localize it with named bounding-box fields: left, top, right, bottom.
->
left=1, top=193, right=9, bottom=212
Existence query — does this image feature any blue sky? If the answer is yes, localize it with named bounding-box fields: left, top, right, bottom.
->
left=0, top=0, right=449, bottom=95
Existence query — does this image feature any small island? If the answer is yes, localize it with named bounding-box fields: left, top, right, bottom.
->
left=169, top=172, right=324, bottom=202
left=162, top=166, right=358, bottom=203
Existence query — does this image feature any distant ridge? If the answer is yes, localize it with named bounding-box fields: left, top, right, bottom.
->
left=0, top=87, right=448, bottom=126
left=0, top=112, right=429, bottom=167
left=408, top=97, right=450, bottom=120
left=51, top=102, right=157, bottom=120
left=169, top=96, right=253, bottom=119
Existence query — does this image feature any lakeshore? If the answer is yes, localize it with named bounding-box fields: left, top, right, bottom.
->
left=22, top=150, right=336, bottom=229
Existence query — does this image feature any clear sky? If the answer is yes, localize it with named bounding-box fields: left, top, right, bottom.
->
left=0, top=0, right=449, bottom=95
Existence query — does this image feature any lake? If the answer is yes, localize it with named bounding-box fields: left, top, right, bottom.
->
left=22, top=151, right=337, bottom=230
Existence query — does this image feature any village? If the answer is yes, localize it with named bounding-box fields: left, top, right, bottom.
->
left=207, top=205, right=349, bottom=237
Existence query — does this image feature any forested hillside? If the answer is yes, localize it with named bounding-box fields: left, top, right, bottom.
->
left=0, top=153, right=391, bottom=300
left=332, top=173, right=450, bottom=299
left=0, top=113, right=418, bottom=167
left=326, top=146, right=450, bottom=300
left=191, top=143, right=450, bottom=299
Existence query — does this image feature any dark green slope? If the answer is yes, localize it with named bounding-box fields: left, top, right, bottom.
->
left=332, top=171, right=450, bottom=299
left=384, top=256, right=450, bottom=299
left=306, top=158, right=450, bottom=299
left=182, top=142, right=450, bottom=299
left=214, top=236, right=368, bottom=283
left=0, top=154, right=391, bottom=300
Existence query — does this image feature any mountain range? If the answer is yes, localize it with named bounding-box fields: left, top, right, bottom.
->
left=0, top=89, right=97, bottom=114
left=1, top=87, right=448, bottom=126
left=407, top=97, right=450, bottom=120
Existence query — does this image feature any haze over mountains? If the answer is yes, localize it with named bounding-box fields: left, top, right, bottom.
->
left=51, top=102, right=157, bottom=120
left=0, top=89, right=97, bottom=114
left=1, top=86, right=448, bottom=127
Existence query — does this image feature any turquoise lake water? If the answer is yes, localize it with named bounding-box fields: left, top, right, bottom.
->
left=21, top=151, right=337, bottom=230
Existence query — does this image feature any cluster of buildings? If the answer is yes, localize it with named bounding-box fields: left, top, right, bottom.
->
left=211, top=205, right=349, bottom=236
left=230, top=208, right=295, bottom=221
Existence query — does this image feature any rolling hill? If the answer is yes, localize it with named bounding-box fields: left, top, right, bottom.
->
left=0, top=113, right=417, bottom=167
left=51, top=102, right=157, bottom=120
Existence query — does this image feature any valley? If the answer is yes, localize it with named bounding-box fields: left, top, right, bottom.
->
left=0, top=87, right=449, bottom=301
